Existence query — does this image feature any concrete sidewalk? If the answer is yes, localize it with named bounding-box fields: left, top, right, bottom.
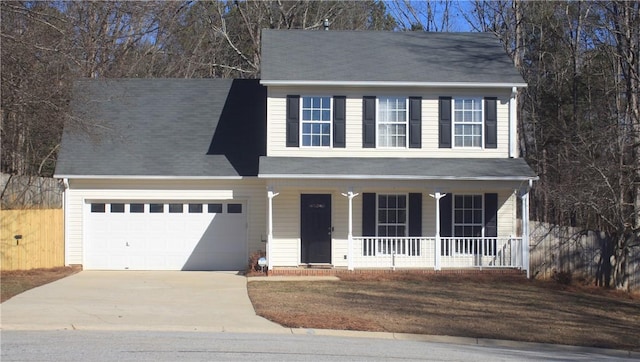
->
left=1, top=271, right=287, bottom=333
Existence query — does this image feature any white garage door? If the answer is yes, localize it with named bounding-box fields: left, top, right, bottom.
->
left=84, top=201, right=247, bottom=270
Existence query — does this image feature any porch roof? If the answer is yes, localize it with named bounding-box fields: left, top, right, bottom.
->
left=258, top=157, right=537, bottom=181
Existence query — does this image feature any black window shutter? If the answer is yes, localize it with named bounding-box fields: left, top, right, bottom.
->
left=408, top=193, right=422, bottom=236
left=484, top=97, right=497, bottom=149
left=484, top=193, right=498, bottom=237
left=362, top=193, right=376, bottom=236
left=333, top=96, right=346, bottom=148
left=362, top=96, right=376, bottom=148
left=439, top=97, right=452, bottom=148
left=440, top=194, right=452, bottom=237
left=409, top=97, right=422, bottom=148
left=286, top=95, right=300, bottom=147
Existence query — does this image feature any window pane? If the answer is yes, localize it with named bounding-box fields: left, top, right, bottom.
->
left=111, top=203, right=125, bottom=213
left=302, top=135, right=311, bottom=146
left=208, top=203, right=222, bottom=213
left=189, top=204, right=203, bottom=213
left=169, top=204, right=183, bottom=213
left=130, top=203, right=144, bottom=213
left=91, top=203, right=105, bottom=213
left=150, top=203, right=164, bottom=213
left=228, top=204, right=242, bottom=213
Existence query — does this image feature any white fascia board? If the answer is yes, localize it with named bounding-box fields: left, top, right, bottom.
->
left=54, top=174, right=243, bottom=180
left=259, top=80, right=528, bottom=88
left=258, top=174, right=539, bottom=182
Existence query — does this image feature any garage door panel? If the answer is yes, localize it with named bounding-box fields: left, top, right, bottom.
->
left=85, top=201, right=246, bottom=271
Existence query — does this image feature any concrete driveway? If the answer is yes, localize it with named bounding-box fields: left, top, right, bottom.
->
left=1, top=271, right=286, bottom=333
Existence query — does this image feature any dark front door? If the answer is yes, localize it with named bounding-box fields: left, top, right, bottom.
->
left=300, top=194, right=332, bottom=264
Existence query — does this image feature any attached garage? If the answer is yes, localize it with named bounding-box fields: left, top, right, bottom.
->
left=84, top=201, right=247, bottom=270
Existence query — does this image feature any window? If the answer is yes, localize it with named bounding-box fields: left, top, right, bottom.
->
left=110, top=203, right=125, bottom=213
left=301, top=96, right=331, bottom=147
left=130, top=203, right=144, bottom=213
left=189, top=204, right=203, bottom=213
left=377, top=97, right=407, bottom=147
left=91, top=203, right=105, bottom=213
left=454, top=195, right=483, bottom=237
left=453, top=195, right=483, bottom=254
left=377, top=195, right=407, bottom=237
left=149, top=203, right=164, bottom=213
left=227, top=204, right=242, bottom=214
left=208, top=203, right=222, bottom=213
left=453, top=98, right=482, bottom=147
left=169, top=203, right=183, bottom=213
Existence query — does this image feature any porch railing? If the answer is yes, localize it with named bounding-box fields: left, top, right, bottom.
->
left=352, top=236, right=523, bottom=270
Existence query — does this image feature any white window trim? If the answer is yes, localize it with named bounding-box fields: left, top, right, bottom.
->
left=376, top=96, right=409, bottom=149
left=452, top=97, right=484, bottom=149
left=376, top=193, right=408, bottom=237
left=300, top=95, right=333, bottom=148
left=452, top=194, right=485, bottom=238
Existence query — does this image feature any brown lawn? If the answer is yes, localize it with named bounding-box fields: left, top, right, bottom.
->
left=248, top=273, right=640, bottom=350
left=1, top=267, right=78, bottom=303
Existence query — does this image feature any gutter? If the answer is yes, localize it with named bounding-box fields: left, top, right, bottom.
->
left=259, top=80, right=528, bottom=88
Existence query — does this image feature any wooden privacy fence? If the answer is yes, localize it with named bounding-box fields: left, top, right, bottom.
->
left=530, top=221, right=639, bottom=291
left=1, top=209, right=64, bottom=271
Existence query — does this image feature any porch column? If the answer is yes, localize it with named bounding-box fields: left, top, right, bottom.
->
left=267, top=186, right=280, bottom=270
left=519, top=181, right=531, bottom=278
left=341, top=189, right=360, bottom=271
left=429, top=192, right=446, bottom=271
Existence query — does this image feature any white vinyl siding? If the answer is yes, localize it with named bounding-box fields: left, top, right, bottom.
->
left=266, top=86, right=511, bottom=158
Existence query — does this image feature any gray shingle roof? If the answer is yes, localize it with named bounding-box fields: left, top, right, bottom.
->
left=261, top=30, right=525, bottom=85
left=55, top=79, right=266, bottom=178
left=259, top=157, right=537, bottom=181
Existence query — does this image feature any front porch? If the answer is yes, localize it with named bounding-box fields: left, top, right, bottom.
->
left=353, top=236, right=524, bottom=269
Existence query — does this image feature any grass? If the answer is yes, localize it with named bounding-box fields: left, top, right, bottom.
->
left=247, top=273, right=640, bottom=350
left=1, top=267, right=78, bottom=303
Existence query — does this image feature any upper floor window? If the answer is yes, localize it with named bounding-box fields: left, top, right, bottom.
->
left=453, top=98, right=482, bottom=147
left=301, top=96, right=331, bottom=147
left=439, top=96, right=497, bottom=149
left=377, top=97, right=407, bottom=147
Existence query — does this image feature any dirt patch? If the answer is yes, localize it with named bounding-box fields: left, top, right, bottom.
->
left=248, top=273, right=640, bottom=350
left=1, top=267, right=79, bottom=303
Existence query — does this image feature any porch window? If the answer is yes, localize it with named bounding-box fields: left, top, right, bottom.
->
left=377, top=194, right=407, bottom=237
left=301, top=96, right=331, bottom=147
left=377, top=97, right=407, bottom=147
left=452, top=194, right=495, bottom=255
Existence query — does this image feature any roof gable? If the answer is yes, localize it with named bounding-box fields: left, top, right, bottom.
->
left=260, top=30, right=525, bottom=86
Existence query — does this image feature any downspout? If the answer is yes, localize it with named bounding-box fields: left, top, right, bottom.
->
left=509, top=86, right=518, bottom=158
left=62, top=178, right=69, bottom=267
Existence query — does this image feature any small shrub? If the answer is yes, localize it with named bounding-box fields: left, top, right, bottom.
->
left=552, top=270, right=573, bottom=285
left=246, top=250, right=267, bottom=275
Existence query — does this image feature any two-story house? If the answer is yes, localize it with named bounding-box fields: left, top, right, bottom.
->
left=55, top=30, right=537, bottom=275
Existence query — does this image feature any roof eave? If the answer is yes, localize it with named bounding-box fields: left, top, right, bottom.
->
left=259, top=80, right=528, bottom=88
left=258, top=174, right=539, bottom=181
left=54, top=174, right=244, bottom=180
